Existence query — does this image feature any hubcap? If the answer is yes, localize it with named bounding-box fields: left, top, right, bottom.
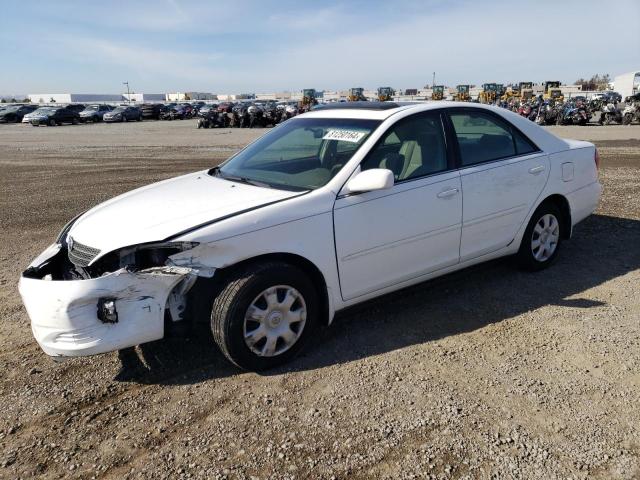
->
left=243, top=285, right=307, bottom=357
left=531, top=213, right=560, bottom=262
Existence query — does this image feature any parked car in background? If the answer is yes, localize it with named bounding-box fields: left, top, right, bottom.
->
left=591, top=91, right=622, bottom=104
left=140, top=103, right=164, bottom=120
left=79, top=104, right=113, bottom=123
left=64, top=103, right=86, bottom=113
left=103, top=105, right=142, bottom=123
left=160, top=104, right=191, bottom=120
left=23, top=107, right=51, bottom=123
left=0, top=104, right=38, bottom=123
left=19, top=102, right=601, bottom=370
left=197, top=103, right=219, bottom=117
left=29, top=106, right=81, bottom=126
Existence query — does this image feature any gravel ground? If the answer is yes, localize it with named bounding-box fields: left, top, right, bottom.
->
left=0, top=121, right=639, bottom=480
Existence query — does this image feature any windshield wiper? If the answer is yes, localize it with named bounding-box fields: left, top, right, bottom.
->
left=210, top=166, right=273, bottom=189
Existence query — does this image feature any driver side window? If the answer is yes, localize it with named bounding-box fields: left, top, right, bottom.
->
left=361, top=113, right=448, bottom=182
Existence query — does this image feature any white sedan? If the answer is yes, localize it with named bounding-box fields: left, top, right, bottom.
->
left=20, top=102, right=601, bottom=370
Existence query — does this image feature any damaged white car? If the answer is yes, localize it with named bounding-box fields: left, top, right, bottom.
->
left=20, top=102, right=601, bottom=370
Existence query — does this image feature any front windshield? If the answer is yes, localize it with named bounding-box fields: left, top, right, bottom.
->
left=215, top=117, right=380, bottom=191
left=112, top=107, right=126, bottom=113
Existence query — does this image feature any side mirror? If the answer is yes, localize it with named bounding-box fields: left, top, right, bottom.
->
left=344, top=168, right=394, bottom=194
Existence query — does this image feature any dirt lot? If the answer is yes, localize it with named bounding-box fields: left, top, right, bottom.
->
left=0, top=121, right=639, bottom=480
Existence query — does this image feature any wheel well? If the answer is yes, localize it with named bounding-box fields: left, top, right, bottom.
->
left=540, top=194, right=572, bottom=239
left=216, top=253, right=331, bottom=325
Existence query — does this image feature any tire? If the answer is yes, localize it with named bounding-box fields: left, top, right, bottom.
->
left=72, top=117, right=78, bottom=125
left=211, top=262, right=319, bottom=371
left=122, top=116, right=127, bottom=122
left=48, top=119, right=56, bottom=126
left=516, top=202, right=563, bottom=271
left=623, top=113, right=632, bottom=125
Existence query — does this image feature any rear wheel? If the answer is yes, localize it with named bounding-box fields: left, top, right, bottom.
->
left=211, top=262, right=318, bottom=371
left=48, top=119, right=56, bottom=126
left=623, top=113, right=633, bottom=125
left=517, top=202, right=563, bottom=271
left=72, top=117, right=79, bottom=125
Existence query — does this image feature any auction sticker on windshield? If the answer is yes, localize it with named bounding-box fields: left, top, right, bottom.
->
left=322, top=129, right=367, bottom=143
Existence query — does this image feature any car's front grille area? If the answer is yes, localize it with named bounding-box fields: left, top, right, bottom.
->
left=68, top=240, right=101, bottom=267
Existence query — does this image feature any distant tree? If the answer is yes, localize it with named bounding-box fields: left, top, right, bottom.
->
left=574, top=74, right=611, bottom=91
left=10, top=98, right=17, bottom=103
left=0, top=99, right=6, bottom=103
left=50, top=97, right=56, bottom=103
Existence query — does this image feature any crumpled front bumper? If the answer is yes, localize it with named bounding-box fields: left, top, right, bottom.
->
left=19, top=245, right=194, bottom=357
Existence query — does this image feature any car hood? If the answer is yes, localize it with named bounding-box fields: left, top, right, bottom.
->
left=68, top=171, right=302, bottom=259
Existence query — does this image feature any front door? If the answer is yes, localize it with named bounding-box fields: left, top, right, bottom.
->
left=334, top=111, right=462, bottom=300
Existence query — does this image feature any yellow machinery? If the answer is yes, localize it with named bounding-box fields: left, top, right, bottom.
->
left=348, top=88, right=367, bottom=102
left=519, top=81, right=534, bottom=101
left=377, top=87, right=394, bottom=101
left=300, top=89, right=318, bottom=109
left=454, top=85, right=470, bottom=101
left=543, top=81, right=564, bottom=102
left=496, top=84, right=506, bottom=98
left=478, top=83, right=498, bottom=103
left=502, top=82, right=533, bottom=102
left=431, top=85, right=445, bottom=100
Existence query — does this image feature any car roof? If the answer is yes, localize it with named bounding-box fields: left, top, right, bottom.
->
left=301, top=101, right=570, bottom=153
left=302, top=101, right=510, bottom=120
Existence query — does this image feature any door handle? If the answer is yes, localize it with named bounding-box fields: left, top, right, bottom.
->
left=437, top=187, right=459, bottom=199
left=528, top=165, right=545, bottom=174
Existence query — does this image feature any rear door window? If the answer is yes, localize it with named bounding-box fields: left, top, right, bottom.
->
left=449, top=111, right=516, bottom=166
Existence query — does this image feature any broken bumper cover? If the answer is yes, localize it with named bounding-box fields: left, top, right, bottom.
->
left=19, top=245, right=194, bottom=357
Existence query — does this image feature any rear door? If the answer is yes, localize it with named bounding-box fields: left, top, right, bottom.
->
left=446, top=108, right=550, bottom=261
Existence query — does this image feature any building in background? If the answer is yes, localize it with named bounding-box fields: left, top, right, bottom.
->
left=165, top=92, right=216, bottom=101
left=123, top=93, right=165, bottom=103
left=613, top=71, right=640, bottom=99
left=28, top=93, right=123, bottom=104
left=28, top=93, right=165, bottom=104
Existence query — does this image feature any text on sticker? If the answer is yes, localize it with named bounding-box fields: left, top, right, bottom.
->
left=322, top=130, right=366, bottom=143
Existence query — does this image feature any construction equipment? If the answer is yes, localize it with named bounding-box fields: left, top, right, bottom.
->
left=431, top=85, right=445, bottom=100
left=454, top=85, right=470, bottom=102
left=502, top=82, right=533, bottom=102
left=519, top=82, right=534, bottom=101
left=478, top=83, right=498, bottom=104
left=543, top=81, right=564, bottom=102
left=377, top=87, right=394, bottom=102
left=495, top=84, right=506, bottom=98
left=348, top=88, right=367, bottom=102
left=299, top=89, right=318, bottom=110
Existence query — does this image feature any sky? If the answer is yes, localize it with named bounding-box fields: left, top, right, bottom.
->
left=1, top=0, right=638, bottom=95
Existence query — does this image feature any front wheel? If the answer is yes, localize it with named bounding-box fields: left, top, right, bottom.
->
left=623, top=113, right=633, bottom=125
left=517, top=203, right=563, bottom=271
left=211, top=262, right=318, bottom=371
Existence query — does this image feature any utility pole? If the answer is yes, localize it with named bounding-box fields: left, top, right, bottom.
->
left=123, top=81, right=130, bottom=104
left=432, top=72, right=436, bottom=89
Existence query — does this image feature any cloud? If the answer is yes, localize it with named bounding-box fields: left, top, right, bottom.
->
left=1, top=0, right=638, bottom=94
